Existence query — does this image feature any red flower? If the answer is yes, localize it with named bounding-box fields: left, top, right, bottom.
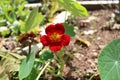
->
left=40, top=23, right=70, bottom=52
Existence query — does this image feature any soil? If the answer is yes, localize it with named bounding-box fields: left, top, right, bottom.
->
left=61, top=9, right=120, bottom=80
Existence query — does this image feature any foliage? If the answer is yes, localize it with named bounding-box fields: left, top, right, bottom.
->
left=63, top=23, right=76, bottom=37
left=98, top=38, right=120, bottom=80
left=39, top=50, right=54, bottom=61
left=0, top=28, right=10, bottom=37
left=19, top=52, right=35, bottom=80
left=10, top=21, right=20, bottom=35
left=20, top=7, right=44, bottom=33
left=58, top=0, right=88, bottom=17
left=0, top=0, right=28, bottom=23
left=0, top=0, right=89, bottom=80
left=0, top=0, right=29, bottom=37
left=0, top=47, right=21, bottom=80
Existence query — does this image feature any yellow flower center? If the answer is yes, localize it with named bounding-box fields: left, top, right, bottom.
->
left=50, top=32, right=61, bottom=42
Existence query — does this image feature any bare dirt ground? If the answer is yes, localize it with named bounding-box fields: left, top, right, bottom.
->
left=61, top=9, right=120, bottom=80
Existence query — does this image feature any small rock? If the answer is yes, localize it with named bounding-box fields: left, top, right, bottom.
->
left=3, top=39, right=17, bottom=50
left=112, top=23, right=120, bottom=30
left=99, top=45, right=105, bottom=49
left=94, top=59, right=98, bottom=64
left=73, top=47, right=77, bottom=52
left=92, top=52, right=98, bottom=58
left=97, top=37, right=101, bottom=40
left=83, top=30, right=97, bottom=35
left=73, top=53, right=84, bottom=60
left=87, top=59, right=95, bottom=67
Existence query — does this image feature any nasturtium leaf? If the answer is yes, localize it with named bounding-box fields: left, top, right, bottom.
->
left=98, top=38, right=120, bottom=80
left=63, top=23, right=76, bottom=37
left=39, top=50, right=54, bottom=61
left=21, top=7, right=44, bottom=33
left=58, top=0, right=88, bottom=17
left=19, top=52, right=35, bottom=80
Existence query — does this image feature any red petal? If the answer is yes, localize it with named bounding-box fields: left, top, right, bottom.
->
left=61, top=34, right=70, bottom=46
left=49, top=44, right=62, bottom=52
left=45, top=23, right=65, bottom=35
left=45, top=24, right=55, bottom=35
left=55, top=23, right=65, bottom=34
left=40, top=35, right=49, bottom=46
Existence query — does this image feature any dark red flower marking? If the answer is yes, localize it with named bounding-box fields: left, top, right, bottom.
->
left=40, top=23, right=70, bottom=52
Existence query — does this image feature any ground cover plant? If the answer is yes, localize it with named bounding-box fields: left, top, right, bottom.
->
left=0, top=0, right=120, bottom=80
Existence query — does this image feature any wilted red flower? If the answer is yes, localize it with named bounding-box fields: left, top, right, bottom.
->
left=40, top=23, right=70, bottom=52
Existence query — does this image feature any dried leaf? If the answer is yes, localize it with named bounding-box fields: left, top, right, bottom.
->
left=75, top=35, right=90, bottom=47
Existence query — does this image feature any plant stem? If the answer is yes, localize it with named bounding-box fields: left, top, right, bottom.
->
left=28, top=42, right=31, bottom=54
left=59, top=76, right=65, bottom=80
left=88, top=71, right=99, bottom=80
left=55, top=50, right=65, bottom=80
left=36, top=61, right=50, bottom=80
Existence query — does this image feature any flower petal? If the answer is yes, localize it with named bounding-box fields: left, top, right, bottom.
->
left=45, top=24, right=55, bottom=35
left=61, top=34, right=70, bottom=46
left=40, top=35, right=49, bottom=46
left=50, top=44, right=62, bottom=52
left=54, top=23, right=65, bottom=34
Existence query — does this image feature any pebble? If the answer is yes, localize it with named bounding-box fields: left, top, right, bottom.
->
left=92, top=52, right=98, bottom=58
left=73, top=53, right=84, bottom=60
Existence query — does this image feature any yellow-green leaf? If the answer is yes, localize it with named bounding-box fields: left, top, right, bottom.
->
left=58, top=0, right=88, bottom=17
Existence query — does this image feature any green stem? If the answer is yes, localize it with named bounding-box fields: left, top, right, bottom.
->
left=36, top=61, right=50, bottom=80
left=88, top=71, right=99, bottom=80
left=55, top=49, right=65, bottom=80
left=28, top=42, right=31, bottom=54
left=0, top=54, right=15, bottom=61
left=59, top=76, right=65, bottom=80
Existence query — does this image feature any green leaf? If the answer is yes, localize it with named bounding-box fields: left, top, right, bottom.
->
left=25, top=68, right=39, bottom=80
left=39, top=50, right=54, bottom=61
left=98, top=38, right=120, bottom=80
left=19, top=52, right=35, bottom=80
left=9, top=11, right=16, bottom=23
left=19, top=20, right=25, bottom=33
left=10, top=21, right=20, bottom=35
left=58, top=0, right=88, bottom=17
left=0, top=20, right=7, bottom=26
left=63, top=23, right=76, bottom=37
left=21, top=7, right=44, bottom=33
left=0, top=27, right=10, bottom=37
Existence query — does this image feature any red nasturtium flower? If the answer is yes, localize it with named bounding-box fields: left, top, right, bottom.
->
left=40, top=23, right=70, bottom=52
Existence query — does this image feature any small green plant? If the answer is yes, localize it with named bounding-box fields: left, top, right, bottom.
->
left=18, top=0, right=88, bottom=80
left=18, top=22, right=74, bottom=80
left=0, top=0, right=28, bottom=23
left=0, top=0, right=29, bottom=37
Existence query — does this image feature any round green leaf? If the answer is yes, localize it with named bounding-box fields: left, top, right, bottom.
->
left=39, top=50, right=54, bottom=61
left=63, top=23, right=76, bottom=37
left=98, top=38, right=120, bottom=80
